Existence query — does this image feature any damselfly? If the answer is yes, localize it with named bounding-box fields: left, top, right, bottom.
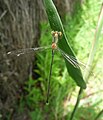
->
left=7, top=31, right=89, bottom=104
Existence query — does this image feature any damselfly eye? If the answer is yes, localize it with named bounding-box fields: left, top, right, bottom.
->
left=58, top=32, right=62, bottom=37
left=51, top=31, right=55, bottom=36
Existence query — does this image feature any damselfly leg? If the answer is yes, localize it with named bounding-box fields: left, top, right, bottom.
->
left=46, top=49, right=54, bottom=104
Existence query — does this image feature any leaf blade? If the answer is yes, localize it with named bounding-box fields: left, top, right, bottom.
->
left=43, top=0, right=86, bottom=89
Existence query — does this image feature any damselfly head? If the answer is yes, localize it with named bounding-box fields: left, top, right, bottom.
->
left=51, top=31, right=62, bottom=37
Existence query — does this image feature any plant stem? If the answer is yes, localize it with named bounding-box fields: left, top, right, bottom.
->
left=70, top=88, right=83, bottom=120
left=94, top=109, right=103, bottom=120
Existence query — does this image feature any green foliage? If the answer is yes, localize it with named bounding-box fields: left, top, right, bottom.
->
left=68, top=1, right=103, bottom=119
left=24, top=76, right=44, bottom=108
left=21, top=0, right=103, bottom=120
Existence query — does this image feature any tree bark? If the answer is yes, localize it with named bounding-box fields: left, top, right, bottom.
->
left=53, top=0, right=82, bottom=20
left=0, top=0, right=41, bottom=119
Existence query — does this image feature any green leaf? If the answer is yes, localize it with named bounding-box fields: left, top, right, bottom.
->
left=84, top=3, right=103, bottom=79
left=43, top=0, right=86, bottom=89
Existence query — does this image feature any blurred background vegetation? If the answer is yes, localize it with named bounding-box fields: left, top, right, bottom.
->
left=0, top=0, right=103, bottom=120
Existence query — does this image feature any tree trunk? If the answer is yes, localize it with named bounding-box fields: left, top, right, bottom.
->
left=0, top=0, right=41, bottom=119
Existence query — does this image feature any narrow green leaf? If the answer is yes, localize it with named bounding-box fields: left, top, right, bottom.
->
left=43, top=0, right=86, bottom=89
left=70, top=4, right=103, bottom=120
left=84, top=3, right=103, bottom=79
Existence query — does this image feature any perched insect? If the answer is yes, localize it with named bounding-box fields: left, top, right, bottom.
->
left=6, top=31, right=92, bottom=104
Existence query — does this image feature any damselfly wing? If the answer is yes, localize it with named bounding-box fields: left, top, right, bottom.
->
left=5, top=31, right=94, bottom=104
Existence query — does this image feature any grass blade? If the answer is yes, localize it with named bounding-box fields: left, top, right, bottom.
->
left=43, top=0, right=86, bottom=89
left=70, top=3, right=103, bottom=120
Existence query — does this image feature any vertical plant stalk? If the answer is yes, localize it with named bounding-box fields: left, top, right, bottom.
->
left=70, top=88, right=83, bottom=120
left=94, top=109, right=103, bottom=120
left=70, top=4, right=103, bottom=120
left=46, top=50, right=54, bottom=104
left=84, top=3, right=103, bottom=78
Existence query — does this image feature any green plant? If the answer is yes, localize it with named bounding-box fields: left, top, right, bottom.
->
left=70, top=2, right=103, bottom=120
left=22, top=0, right=103, bottom=120
left=43, top=0, right=86, bottom=89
